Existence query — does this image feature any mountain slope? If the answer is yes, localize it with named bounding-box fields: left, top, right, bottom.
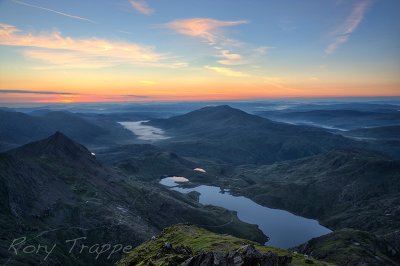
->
left=0, top=133, right=266, bottom=265
left=293, top=229, right=400, bottom=265
left=225, top=149, right=400, bottom=234
left=0, top=110, right=135, bottom=151
left=147, top=105, right=354, bottom=165
left=0, top=109, right=51, bottom=145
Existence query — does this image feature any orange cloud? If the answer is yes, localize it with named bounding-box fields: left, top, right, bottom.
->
left=128, top=0, right=154, bottom=15
left=166, top=18, right=248, bottom=43
left=204, top=66, right=248, bottom=78
left=0, top=23, right=171, bottom=68
left=218, top=50, right=243, bottom=65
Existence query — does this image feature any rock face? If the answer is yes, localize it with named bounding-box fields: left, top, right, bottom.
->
left=181, top=245, right=292, bottom=266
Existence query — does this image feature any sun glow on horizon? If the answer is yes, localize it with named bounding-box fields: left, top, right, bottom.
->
left=0, top=0, right=399, bottom=104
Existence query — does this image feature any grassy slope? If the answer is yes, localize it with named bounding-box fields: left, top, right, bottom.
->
left=117, top=224, right=333, bottom=266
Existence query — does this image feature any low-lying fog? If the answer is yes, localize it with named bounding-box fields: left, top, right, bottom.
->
left=119, top=121, right=170, bottom=141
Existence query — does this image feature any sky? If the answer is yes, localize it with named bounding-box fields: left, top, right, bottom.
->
left=0, top=0, right=399, bottom=103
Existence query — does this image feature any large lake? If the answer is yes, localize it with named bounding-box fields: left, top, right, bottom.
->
left=160, top=177, right=331, bottom=248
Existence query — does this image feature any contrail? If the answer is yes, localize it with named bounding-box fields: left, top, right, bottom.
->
left=11, top=0, right=95, bottom=23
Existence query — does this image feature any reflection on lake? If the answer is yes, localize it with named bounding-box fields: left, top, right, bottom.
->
left=160, top=178, right=331, bottom=248
left=119, top=121, right=170, bottom=141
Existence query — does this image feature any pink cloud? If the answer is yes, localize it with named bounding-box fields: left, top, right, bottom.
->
left=326, top=0, right=371, bottom=54
left=128, top=0, right=154, bottom=16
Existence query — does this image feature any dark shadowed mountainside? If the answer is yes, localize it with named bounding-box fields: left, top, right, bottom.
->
left=0, top=133, right=266, bottom=265
left=293, top=229, right=400, bottom=265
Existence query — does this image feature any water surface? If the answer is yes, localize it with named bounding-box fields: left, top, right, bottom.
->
left=160, top=178, right=331, bottom=248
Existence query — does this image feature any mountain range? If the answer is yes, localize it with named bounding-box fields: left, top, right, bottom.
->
left=1, top=104, right=400, bottom=265
left=0, top=132, right=265, bottom=265
left=256, top=109, right=400, bottom=130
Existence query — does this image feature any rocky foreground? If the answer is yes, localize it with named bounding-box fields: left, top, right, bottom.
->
left=116, top=224, right=331, bottom=266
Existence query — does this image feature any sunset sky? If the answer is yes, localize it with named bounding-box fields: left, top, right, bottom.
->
left=0, top=0, right=399, bottom=103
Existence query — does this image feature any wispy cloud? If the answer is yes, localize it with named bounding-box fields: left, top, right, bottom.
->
left=0, top=89, right=78, bottom=95
left=128, top=0, right=154, bottom=15
left=123, top=94, right=152, bottom=99
left=218, top=50, right=242, bottom=65
left=0, top=23, right=186, bottom=69
left=325, top=0, right=371, bottom=54
left=218, top=47, right=271, bottom=66
left=166, top=18, right=248, bottom=44
left=165, top=18, right=269, bottom=74
left=11, top=0, right=95, bottom=23
left=140, top=80, right=158, bottom=85
left=204, top=66, right=248, bottom=78
left=23, top=50, right=116, bottom=69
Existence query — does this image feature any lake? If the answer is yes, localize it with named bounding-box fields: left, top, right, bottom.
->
left=119, top=121, right=170, bottom=141
left=160, top=177, right=331, bottom=248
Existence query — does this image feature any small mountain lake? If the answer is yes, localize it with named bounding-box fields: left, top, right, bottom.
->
left=160, top=177, right=331, bottom=248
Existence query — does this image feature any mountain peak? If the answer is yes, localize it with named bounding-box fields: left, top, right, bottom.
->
left=202, top=104, right=234, bottom=110
left=174, top=105, right=265, bottom=124
left=9, top=131, right=96, bottom=163
left=198, top=104, right=243, bottom=113
left=146, top=105, right=271, bottom=134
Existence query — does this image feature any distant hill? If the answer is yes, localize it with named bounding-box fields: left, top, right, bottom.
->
left=0, top=109, right=135, bottom=151
left=276, top=103, right=400, bottom=112
left=0, top=133, right=266, bottom=265
left=0, top=109, right=51, bottom=145
left=147, top=105, right=355, bottom=165
left=256, top=109, right=400, bottom=130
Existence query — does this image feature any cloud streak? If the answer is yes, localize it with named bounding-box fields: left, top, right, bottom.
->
left=128, top=0, right=154, bottom=15
left=218, top=50, right=242, bottom=65
left=0, top=23, right=183, bottom=68
left=166, top=18, right=248, bottom=44
left=204, top=66, right=248, bottom=78
left=326, top=0, right=371, bottom=54
left=12, top=0, right=95, bottom=23
left=0, top=89, right=78, bottom=95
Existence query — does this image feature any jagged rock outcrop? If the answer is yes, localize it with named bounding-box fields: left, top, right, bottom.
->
left=181, top=244, right=292, bottom=266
